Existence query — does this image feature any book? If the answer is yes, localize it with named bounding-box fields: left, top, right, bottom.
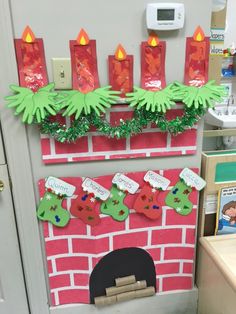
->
left=215, top=185, right=236, bottom=235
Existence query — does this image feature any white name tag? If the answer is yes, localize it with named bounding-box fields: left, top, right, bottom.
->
left=144, top=171, right=170, bottom=190
left=112, top=173, right=139, bottom=194
left=180, top=168, right=206, bottom=191
left=46, top=177, right=76, bottom=197
left=82, top=178, right=110, bottom=201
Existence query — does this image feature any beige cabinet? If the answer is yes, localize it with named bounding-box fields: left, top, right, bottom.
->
left=197, top=235, right=236, bottom=314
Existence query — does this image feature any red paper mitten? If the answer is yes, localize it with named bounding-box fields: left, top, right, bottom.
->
left=133, top=171, right=170, bottom=220
left=70, top=178, right=110, bottom=226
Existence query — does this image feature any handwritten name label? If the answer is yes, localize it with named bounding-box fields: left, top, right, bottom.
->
left=144, top=171, right=170, bottom=190
left=112, top=173, right=139, bottom=194
left=46, top=177, right=75, bottom=197
left=180, top=168, right=206, bottom=191
left=82, top=178, right=110, bottom=201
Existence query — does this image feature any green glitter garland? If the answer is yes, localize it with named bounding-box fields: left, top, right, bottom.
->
left=7, top=81, right=225, bottom=143
left=39, top=106, right=205, bottom=143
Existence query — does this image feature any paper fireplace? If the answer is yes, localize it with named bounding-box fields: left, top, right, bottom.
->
left=39, top=168, right=198, bottom=306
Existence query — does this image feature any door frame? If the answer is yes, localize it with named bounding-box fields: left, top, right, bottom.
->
left=0, top=1, right=49, bottom=313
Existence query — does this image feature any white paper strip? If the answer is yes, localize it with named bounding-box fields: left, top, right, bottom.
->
left=144, top=171, right=170, bottom=190
left=180, top=168, right=206, bottom=191
left=45, top=176, right=75, bottom=197
left=112, top=173, right=139, bottom=194
left=82, top=178, right=110, bottom=201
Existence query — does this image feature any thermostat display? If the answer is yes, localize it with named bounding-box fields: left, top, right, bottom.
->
left=146, top=3, right=185, bottom=30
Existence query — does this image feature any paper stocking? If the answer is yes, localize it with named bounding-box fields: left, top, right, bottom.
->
left=165, top=180, right=193, bottom=216
left=100, top=185, right=129, bottom=221
left=133, top=183, right=162, bottom=220
left=70, top=191, right=101, bottom=226
left=37, top=190, right=70, bottom=227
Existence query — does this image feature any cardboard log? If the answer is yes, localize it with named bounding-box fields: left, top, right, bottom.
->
left=94, top=295, right=117, bottom=306
left=95, top=286, right=155, bottom=307
left=106, top=280, right=147, bottom=296
left=115, top=275, right=136, bottom=287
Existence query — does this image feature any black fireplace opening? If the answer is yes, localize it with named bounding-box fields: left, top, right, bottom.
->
left=89, top=247, right=156, bottom=304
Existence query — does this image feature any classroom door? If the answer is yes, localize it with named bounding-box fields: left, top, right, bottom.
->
left=0, top=129, right=29, bottom=314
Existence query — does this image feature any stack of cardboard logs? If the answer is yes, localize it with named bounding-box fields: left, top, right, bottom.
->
left=94, top=275, right=155, bottom=306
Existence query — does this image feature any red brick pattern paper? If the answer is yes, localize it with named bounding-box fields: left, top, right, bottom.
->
left=40, top=105, right=197, bottom=164
left=38, top=168, right=199, bottom=306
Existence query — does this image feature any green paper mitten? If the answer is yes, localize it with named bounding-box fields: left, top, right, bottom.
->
left=5, top=83, right=58, bottom=124
left=165, top=180, right=193, bottom=215
left=61, top=86, right=120, bottom=119
left=37, top=190, right=70, bottom=227
left=100, top=185, right=129, bottom=221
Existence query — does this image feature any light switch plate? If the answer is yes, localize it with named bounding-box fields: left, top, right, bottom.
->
left=52, top=58, right=72, bottom=89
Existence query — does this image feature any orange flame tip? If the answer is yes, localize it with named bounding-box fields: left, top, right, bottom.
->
left=76, top=28, right=90, bottom=45
left=147, top=33, right=159, bottom=47
left=193, top=26, right=205, bottom=42
left=115, top=44, right=127, bottom=61
left=22, top=26, right=36, bottom=43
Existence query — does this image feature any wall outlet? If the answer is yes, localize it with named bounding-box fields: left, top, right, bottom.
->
left=52, top=58, right=72, bottom=89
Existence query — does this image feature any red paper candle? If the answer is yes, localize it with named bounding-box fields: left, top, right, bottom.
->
left=141, top=33, right=166, bottom=91
left=108, top=44, right=133, bottom=97
left=14, top=26, right=48, bottom=92
left=184, top=26, right=210, bottom=87
left=70, top=29, right=100, bottom=93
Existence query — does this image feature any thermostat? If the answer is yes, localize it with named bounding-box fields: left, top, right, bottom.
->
left=146, top=3, right=185, bottom=30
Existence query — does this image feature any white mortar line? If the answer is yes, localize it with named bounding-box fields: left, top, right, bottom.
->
left=126, top=136, right=130, bottom=150
left=182, top=227, right=187, bottom=245
left=158, top=277, right=163, bottom=293
left=154, top=259, right=193, bottom=265
left=86, top=225, right=91, bottom=237
left=88, top=257, right=93, bottom=273
left=125, top=215, right=130, bottom=231
left=50, top=258, right=57, bottom=273
left=48, top=223, right=54, bottom=238
left=70, top=272, right=75, bottom=286
left=67, top=237, right=73, bottom=254
left=46, top=244, right=195, bottom=260
left=87, top=133, right=93, bottom=153
left=166, top=132, right=171, bottom=149
left=179, top=261, right=184, bottom=274
left=51, top=285, right=89, bottom=293
left=157, top=274, right=193, bottom=279
left=49, top=270, right=90, bottom=276
left=160, top=246, right=165, bottom=262
left=54, top=291, right=59, bottom=306
left=162, top=207, right=167, bottom=226
left=147, top=229, right=152, bottom=246
left=49, top=136, right=56, bottom=155
left=45, top=225, right=196, bottom=242
left=42, top=146, right=197, bottom=160
left=109, top=236, right=113, bottom=251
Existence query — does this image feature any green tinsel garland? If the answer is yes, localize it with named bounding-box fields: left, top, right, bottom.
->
left=39, top=106, right=205, bottom=143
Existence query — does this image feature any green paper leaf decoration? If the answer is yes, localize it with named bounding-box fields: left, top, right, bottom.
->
left=61, top=86, right=121, bottom=119
left=126, top=84, right=179, bottom=113
left=173, top=80, right=227, bottom=109
left=5, top=83, right=58, bottom=124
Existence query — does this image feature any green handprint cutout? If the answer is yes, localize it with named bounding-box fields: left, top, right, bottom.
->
left=126, top=84, right=178, bottom=113
left=62, top=86, right=121, bottom=119
left=5, top=83, right=58, bottom=124
left=173, top=80, right=227, bottom=109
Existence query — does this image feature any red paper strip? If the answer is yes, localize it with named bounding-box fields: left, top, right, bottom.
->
left=14, top=27, right=48, bottom=91
left=108, top=44, right=133, bottom=97
left=141, top=35, right=166, bottom=91
left=184, top=26, right=210, bottom=87
left=70, top=29, right=99, bottom=93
